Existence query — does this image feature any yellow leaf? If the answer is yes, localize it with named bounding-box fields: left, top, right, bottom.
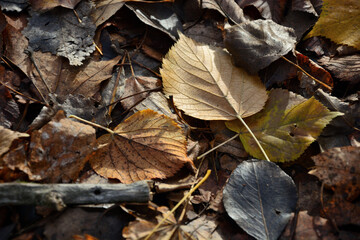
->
left=226, top=89, right=343, bottom=162
left=306, top=0, right=360, bottom=50
left=161, top=33, right=267, bottom=120
left=90, top=109, right=192, bottom=184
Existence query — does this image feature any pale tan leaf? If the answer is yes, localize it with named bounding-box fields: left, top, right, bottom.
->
left=161, top=33, right=267, bottom=121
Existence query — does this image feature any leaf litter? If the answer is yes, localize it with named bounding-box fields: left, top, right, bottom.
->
left=0, top=1, right=359, bottom=239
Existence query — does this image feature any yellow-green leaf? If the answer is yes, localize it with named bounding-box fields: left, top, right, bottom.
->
left=306, top=0, right=360, bottom=50
left=226, top=89, right=343, bottom=162
left=161, top=33, right=267, bottom=120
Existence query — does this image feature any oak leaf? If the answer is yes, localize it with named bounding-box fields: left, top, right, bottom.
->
left=161, top=33, right=267, bottom=121
left=90, top=109, right=192, bottom=184
left=306, top=0, right=360, bottom=50
left=226, top=89, right=343, bottom=162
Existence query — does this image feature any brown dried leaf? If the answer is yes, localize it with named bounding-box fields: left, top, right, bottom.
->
left=90, top=109, right=193, bottom=184
left=161, top=33, right=267, bottom=121
left=3, top=111, right=96, bottom=182
left=310, top=146, right=360, bottom=200
left=0, top=126, right=29, bottom=156
left=29, top=0, right=82, bottom=11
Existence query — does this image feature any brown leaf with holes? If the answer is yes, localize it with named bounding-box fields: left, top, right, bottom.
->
left=90, top=109, right=193, bottom=184
left=310, top=146, right=360, bottom=201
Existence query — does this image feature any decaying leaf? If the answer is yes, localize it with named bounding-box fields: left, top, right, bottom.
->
left=310, top=146, right=360, bottom=201
left=126, top=2, right=183, bottom=41
left=92, top=0, right=127, bottom=26
left=226, top=89, right=343, bottom=162
left=306, top=0, right=360, bottom=50
left=90, top=109, right=193, bottom=184
left=237, top=0, right=287, bottom=23
left=161, top=33, right=267, bottom=121
left=224, top=19, right=297, bottom=74
left=29, top=0, right=82, bottom=11
left=0, top=0, right=28, bottom=12
left=223, top=159, right=297, bottom=240
left=0, top=85, right=20, bottom=128
left=23, top=1, right=96, bottom=65
left=12, top=49, right=120, bottom=102
left=201, top=0, right=247, bottom=24
left=3, top=111, right=96, bottom=182
left=0, top=126, right=29, bottom=156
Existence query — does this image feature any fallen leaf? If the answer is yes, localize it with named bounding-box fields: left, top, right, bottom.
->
left=226, top=89, right=343, bottom=162
left=120, top=76, right=161, bottom=110
left=126, top=2, right=183, bottom=41
left=306, top=0, right=360, bottom=50
left=201, top=0, right=247, bottom=24
left=161, top=33, right=267, bottom=120
left=295, top=51, right=334, bottom=93
left=281, top=211, right=337, bottom=240
left=3, top=111, right=96, bottom=182
left=323, top=195, right=360, bottom=226
left=23, top=1, right=96, bottom=66
left=223, top=159, right=297, bottom=240
left=0, top=85, right=20, bottom=128
left=90, top=109, right=193, bottom=184
left=29, top=0, right=82, bottom=11
left=0, top=0, right=28, bottom=12
left=92, top=0, right=127, bottom=27
left=237, top=0, right=287, bottom=23
left=6, top=45, right=120, bottom=102
left=0, top=126, right=29, bottom=156
left=224, top=19, right=297, bottom=74
left=317, top=54, right=360, bottom=84
left=310, top=146, right=360, bottom=201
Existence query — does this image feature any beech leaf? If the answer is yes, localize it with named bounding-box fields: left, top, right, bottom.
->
left=306, top=0, right=360, bottom=50
left=223, top=159, right=297, bottom=240
left=226, top=89, right=343, bottom=162
left=161, top=33, right=267, bottom=121
left=90, top=109, right=193, bottom=184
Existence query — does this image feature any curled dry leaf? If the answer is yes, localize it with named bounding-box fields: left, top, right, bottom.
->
left=226, top=89, right=343, bottom=162
left=0, top=126, right=29, bottom=156
left=161, top=33, right=267, bottom=121
left=90, top=109, right=193, bottom=184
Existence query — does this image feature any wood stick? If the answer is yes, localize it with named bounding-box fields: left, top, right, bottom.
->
left=0, top=181, right=151, bottom=209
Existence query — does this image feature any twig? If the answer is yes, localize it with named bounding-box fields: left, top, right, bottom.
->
left=145, top=170, right=211, bottom=240
left=197, top=133, right=240, bottom=159
left=281, top=56, right=332, bottom=91
left=0, top=181, right=151, bottom=210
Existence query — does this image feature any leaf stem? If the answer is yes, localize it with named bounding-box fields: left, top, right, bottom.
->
left=281, top=56, right=332, bottom=91
left=197, top=133, right=240, bottom=159
left=68, top=115, right=114, bottom=135
left=145, top=170, right=212, bottom=240
left=237, top=115, right=270, bottom=162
